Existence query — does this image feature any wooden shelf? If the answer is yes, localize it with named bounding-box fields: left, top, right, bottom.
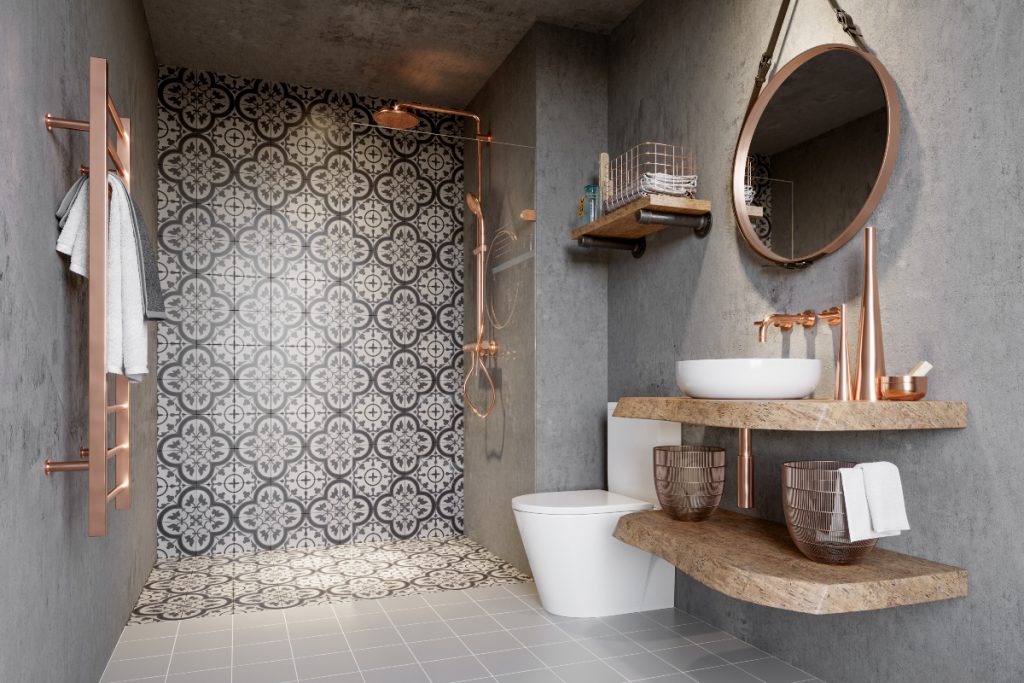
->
left=571, top=194, right=711, bottom=241
left=614, top=510, right=968, bottom=614
left=614, top=397, right=968, bottom=431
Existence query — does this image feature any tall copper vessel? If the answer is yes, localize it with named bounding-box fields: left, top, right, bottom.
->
left=855, top=226, right=885, bottom=400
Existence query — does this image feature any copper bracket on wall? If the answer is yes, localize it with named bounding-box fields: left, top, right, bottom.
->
left=43, top=57, right=134, bottom=537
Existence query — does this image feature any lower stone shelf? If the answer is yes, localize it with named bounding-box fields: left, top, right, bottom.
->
left=614, top=510, right=968, bottom=615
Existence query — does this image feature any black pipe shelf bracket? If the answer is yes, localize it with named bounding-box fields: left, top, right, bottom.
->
left=569, top=194, right=714, bottom=259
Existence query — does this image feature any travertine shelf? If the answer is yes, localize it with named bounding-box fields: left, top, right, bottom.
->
left=614, top=397, right=968, bottom=431
left=571, top=194, right=712, bottom=241
left=615, top=510, right=968, bottom=614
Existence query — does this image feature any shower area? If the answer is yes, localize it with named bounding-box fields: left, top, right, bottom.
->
left=146, top=66, right=535, bottom=621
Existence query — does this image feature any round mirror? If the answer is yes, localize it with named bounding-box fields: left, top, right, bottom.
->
left=733, top=44, right=899, bottom=267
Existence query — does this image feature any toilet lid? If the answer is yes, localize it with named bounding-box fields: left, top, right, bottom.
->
left=511, top=489, right=654, bottom=515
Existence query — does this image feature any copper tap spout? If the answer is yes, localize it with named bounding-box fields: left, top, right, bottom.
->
left=754, top=310, right=817, bottom=343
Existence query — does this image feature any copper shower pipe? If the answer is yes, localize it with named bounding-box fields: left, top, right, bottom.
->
left=43, top=57, right=133, bottom=536
left=389, top=102, right=498, bottom=417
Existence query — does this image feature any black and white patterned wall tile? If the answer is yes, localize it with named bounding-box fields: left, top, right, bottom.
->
left=156, top=66, right=466, bottom=557
left=129, top=537, right=530, bottom=624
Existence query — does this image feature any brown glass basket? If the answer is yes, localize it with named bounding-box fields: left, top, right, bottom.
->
left=781, top=460, right=877, bottom=565
left=654, top=446, right=726, bottom=522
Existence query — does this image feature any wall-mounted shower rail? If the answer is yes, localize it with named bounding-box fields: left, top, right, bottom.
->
left=43, top=57, right=133, bottom=537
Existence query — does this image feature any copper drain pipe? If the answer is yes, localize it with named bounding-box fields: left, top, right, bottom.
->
left=737, top=428, right=754, bottom=509
left=372, top=102, right=498, bottom=417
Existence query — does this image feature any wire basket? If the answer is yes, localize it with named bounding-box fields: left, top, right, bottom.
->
left=605, top=142, right=698, bottom=212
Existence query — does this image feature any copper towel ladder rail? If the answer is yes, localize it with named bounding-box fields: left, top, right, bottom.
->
left=43, top=57, right=133, bottom=537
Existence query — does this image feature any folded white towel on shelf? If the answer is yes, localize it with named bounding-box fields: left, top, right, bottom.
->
left=55, top=172, right=148, bottom=382
left=839, top=462, right=910, bottom=542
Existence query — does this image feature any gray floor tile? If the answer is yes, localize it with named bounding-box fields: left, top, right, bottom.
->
left=737, top=657, right=815, bottom=683
left=628, top=626, right=694, bottom=652
left=424, top=590, right=475, bottom=606
left=577, top=634, right=645, bottom=659
left=388, top=606, right=441, bottom=626
left=421, top=655, right=492, bottom=682
left=378, top=594, right=429, bottom=611
left=290, top=633, right=350, bottom=659
left=409, top=636, right=473, bottom=662
left=448, top=615, right=504, bottom=636
left=552, top=659, right=628, bottom=683
left=493, top=611, right=552, bottom=630
left=496, top=670, right=564, bottom=683
left=604, top=651, right=678, bottom=680
left=338, top=611, right=393, bottom=632
left=477, top=648, right=546, bottom=676
left=294, top=650, right=359, bottom=679
left=119, top=621, right=179, bottom=642
left=352, top=643, right=416, bottom=670
left=600, top=613, right=658, bottom=633
left=178, top=615, right=232, bottom=635
left=167, top=646, right=232, bottom=675
left=233, top=658, right=299, bottom=683
left=464, top=585, right=515, bottom=601
left=233, top=639, right=294, bottom=666
left=345, top=627, right=404, bottom=650
left=173, top=629, right=232, bottom=653
left=297, top=673, right=361, bottom=683
left=462, top=630, right=524, bottom=654
left=686, top=665, right=763, bottom=683
left=508, top=624, right=572, bottom=647
left=528, top=640, right=596, bottom=667
left=284, top=604, right=337, bottom=623
left=655, top=644, right=728, bottom=672
left=672, top=622, right=734, bottom=644
left=479, top=597, right=533, bottom=615
left=235, top=622, right=290, bottom=645
left=398, top=620, right=457, bottom=642
left=699, top=638, right=768, bottom=664
left=361, top=663, right=430, bottom=683
left=111, top=636, right=176, bottom=660
left=167, top=667, right=233, bottom=683
left=234, top=609, right=287, bottom=629
left=288, top=617, right=343, bottom=640
left=503, top=583, right=538, bottom=597
left=555, top=618, right=617, bottom=640
left=434, top=601, right=489, bottom=619
left=333, top=600, right=385, bottom=617
left=100, top=655, right=171, bottom=682
left=643, top=608, right=701, bottom=628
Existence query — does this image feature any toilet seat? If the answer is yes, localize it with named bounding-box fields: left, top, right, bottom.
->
left=511, top=489, right=652, bottom=515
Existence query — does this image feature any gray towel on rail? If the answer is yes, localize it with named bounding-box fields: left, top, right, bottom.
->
left=56, top=174, right=166, bottom=321
left=110, top=175, right=166, bottom=321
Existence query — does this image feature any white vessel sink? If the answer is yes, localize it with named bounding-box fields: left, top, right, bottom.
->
left=676, top=358, right=821, bottom=400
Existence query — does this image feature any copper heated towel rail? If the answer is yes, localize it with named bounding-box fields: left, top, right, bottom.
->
left=43, top=57, right=133, bottom=537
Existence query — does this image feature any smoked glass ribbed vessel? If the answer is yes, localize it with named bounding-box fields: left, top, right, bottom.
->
left=782, top=460, right=877, bottom=565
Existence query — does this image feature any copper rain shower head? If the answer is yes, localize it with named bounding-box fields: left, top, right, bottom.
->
left=372, top=104, right=421, bottom=129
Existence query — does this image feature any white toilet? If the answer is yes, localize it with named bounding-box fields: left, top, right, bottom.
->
left=512, top=403, right=679, bottom=617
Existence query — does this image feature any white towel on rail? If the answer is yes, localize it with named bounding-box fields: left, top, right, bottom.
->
left=55, top=172, right=148, bottom=382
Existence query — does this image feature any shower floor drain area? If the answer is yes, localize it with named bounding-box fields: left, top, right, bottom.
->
left=130, top=536, right=530, bottom=624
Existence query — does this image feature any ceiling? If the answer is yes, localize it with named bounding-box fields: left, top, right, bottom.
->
left=141, top=0, right=643, bottom=107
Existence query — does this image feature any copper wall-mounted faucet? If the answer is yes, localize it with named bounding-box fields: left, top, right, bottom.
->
left=754, top=309, right=818, bottom=343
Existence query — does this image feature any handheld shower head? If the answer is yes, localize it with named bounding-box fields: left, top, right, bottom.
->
left=466, top=192, right=482, bottom=218
left=372, top=104, right=421, bottom=129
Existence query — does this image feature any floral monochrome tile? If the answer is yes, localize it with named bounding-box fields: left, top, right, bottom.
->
left=128, top=536, right=530, bottom=624
left=157, top=65, right=465, bottom=555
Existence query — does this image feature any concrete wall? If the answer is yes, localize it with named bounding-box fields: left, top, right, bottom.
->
left=0, top=1, right=158, bottom=682
left=607, top=1, right=1024, bottom=681
left=466, top=24, right=609, bottom=571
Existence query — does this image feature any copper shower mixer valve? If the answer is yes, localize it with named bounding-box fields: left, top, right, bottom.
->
left=463, top=339, right=499, bottom=357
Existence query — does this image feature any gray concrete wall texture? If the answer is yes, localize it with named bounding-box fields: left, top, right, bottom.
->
left=607, top=1, right=1024, bottom=680
left=0, top=1, right=158, bottom=682
left=465, top=24, right=609, bottom=572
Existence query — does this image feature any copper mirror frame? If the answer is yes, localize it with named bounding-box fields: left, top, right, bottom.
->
left=732, top=44, right=900, bottom=268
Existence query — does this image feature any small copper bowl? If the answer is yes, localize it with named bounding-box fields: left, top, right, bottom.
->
left=880, top=375, right=927, bottom=401
left=654, top=445, right=726, bottom=522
